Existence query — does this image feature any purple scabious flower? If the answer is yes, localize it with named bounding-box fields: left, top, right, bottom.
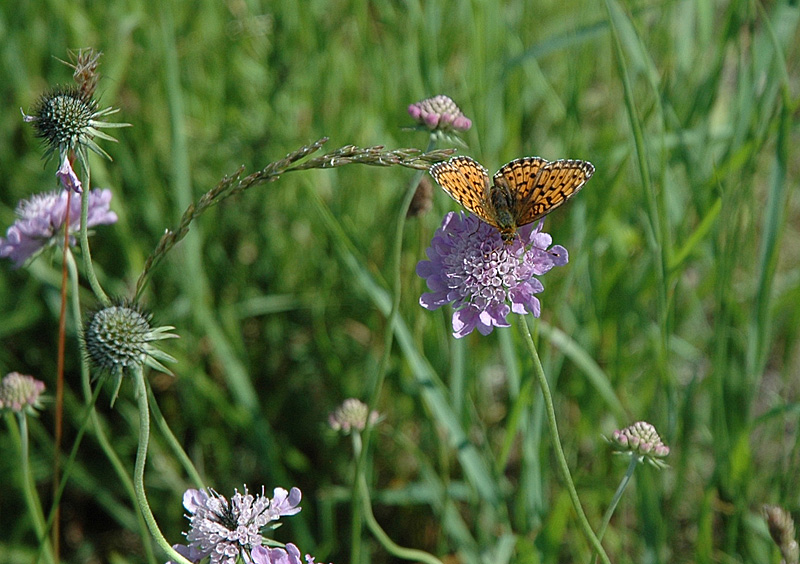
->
left=0, top=188, right=117, bottom=268
left=417, top=212, right=568, bottom=339
left=408, top=95, right=472, bottom=133
left=170, top=486, right=303, bottom=564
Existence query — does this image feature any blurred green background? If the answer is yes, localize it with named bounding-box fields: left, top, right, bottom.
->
left=1, top=0, right=799, bottom=563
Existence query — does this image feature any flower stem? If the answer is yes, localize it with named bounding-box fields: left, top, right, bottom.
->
left=590, top=456, right=637, bottom=564
left=518, top=317, right=611, bottom=564
left=358, top=473, right=444, bottom=564
left=78, top=166, right=111, bottom=307
left=11, top=413, right=56, bottom=564
left=147, top=384, right=205, bottom=488
left=350, top=430, right=442, bottom=564
left=351, top=137, right=437, bottom=564
left=131, top=366, right=193, bottom=564
left=64, top=250, right=158, bottom=564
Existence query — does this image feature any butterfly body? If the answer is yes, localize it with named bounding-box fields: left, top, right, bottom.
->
left=430, top=155, right=594, bottom=244
left=486, top=179, right=518, bottom=243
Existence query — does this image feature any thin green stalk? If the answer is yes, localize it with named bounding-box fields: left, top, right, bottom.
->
left=10, top=414, right=56, bottom=564
left=350, top=430, right=443, bottom=564
left=309, top=187, right=500, bottom=503
left=65, top=250, right=158, bottom=564
left=358, top=474, right=444, bottom=564
left=591, top=456, right=637, bottom=564
left=78, top=167, right=110, bottom=307
left=349, top=432, right=365, bottom=564
left=351, top=136, right=437, bottom=564
left=130, top=366, right=193, bottom=564
left=147, top=384, right=205, bottom=488
left=518, top=317, right=611, bottom=564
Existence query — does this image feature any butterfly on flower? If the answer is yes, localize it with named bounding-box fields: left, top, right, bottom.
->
left=429, top=155, right=594, bottom=244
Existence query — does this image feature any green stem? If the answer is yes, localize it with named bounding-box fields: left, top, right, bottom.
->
left=147, top=384, right=205, bottom=488
left=78, top=166, right=111, bottom=306
left=358, top=473, right=443, bottom=564
left=349, top=432, right=364, bottom=564
left=131, top=366, right=193, bottom=564
left=350, top=429, right=442, bottom=564
left=351, top=137, right=437, bottom=564
left=518, top=318, right=611, bottom=564
left=12, top=414, right=56, bottom=564
left=64, top=250, right=158, bottom=564
left=590, top=456, right=637, bottom=564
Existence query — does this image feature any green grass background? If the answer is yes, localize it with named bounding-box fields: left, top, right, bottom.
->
left=1, top=0, right=799, bottom=563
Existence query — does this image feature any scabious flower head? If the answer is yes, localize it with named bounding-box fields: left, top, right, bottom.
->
left=84, top=300, right=178, bottom=378
left=0, top=372, right=46, bottom=414
left=608, top=421, right=670, bottom=469
left=328, top=398, right=380, bottom=435
left=408, top=95, right=472, bottom=133
left=170, top=486, right=303, bottom=564
left=417, top=212, right=568, bottom=339
left=0, top=188, right=117, bottom=268
left=84, top=300, right=177, bottom=405
left=22, top=84, right=129, bottom=172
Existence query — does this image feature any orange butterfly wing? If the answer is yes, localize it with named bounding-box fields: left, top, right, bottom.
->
left=492, top=157, right=547, bottom=199
left=496, top=157, right=594, bottom=227
left=429, top=156, right=497, bottom=227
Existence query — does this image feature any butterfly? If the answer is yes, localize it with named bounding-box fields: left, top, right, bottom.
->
left=429, top=155, right=594, bottom=244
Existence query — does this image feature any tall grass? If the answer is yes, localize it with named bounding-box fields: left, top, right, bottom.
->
left=0, top=0, right=798, bottom=563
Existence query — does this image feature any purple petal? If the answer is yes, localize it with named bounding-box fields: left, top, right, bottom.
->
left=549, top=245, right=569, bottom=266
left=56, top=155, right=83, bottom=193
left=167, top=544, right=206, bottom=564
left=270, top=487, right=302, bottom=518
left=485, top=303, right=511, bottom=328
left=420, top=291, right=448, bottom=310
left=182, top=488, right=209, bottom=513
left=452, top=306, right=480, bottom=338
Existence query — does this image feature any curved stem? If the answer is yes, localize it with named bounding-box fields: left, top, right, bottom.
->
left=147, top=384, right=205, bottom=488
left=351, top=137, right=437, bottom=564
left=64, top=250, right=158, bottom=564
left=358, top=473, right=443, bottom=564
left=131, top=367, right=193, bottom=564
left=518, top=317, right=611, bottom=564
